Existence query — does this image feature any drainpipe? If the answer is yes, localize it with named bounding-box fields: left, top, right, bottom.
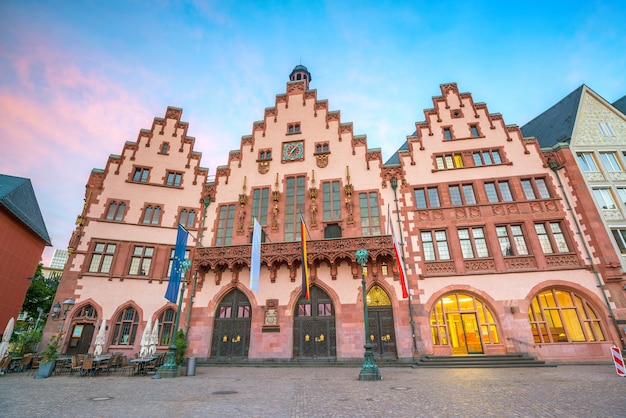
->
left=549, top=161, right=625, bottom=348
left=390, top=177, right=418, bottom=356
left=185, top=196, right=210, bottom=337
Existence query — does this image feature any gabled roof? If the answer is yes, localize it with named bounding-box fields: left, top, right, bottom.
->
left=613, top=94, right=626, bottom=115
left=520, top=85, right=584, bottom=147
left=0, top=174, right=51, bottom=245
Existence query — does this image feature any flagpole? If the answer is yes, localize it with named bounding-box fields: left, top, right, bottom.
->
left=186, top=196, right=210, bottom=336
left=391, top=178, right=418, bottom=357
left=159, top=259, right=191, bottom=378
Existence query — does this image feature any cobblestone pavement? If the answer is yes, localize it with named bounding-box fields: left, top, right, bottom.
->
left=1, top=364, right=625, bottom=417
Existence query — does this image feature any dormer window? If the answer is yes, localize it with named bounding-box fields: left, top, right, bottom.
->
left=288, top=123, right=301, bottom=135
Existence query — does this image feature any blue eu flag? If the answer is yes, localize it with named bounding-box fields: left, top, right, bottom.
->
left=165, top=224, right=189, bottom=303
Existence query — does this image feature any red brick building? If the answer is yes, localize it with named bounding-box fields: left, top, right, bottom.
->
left=0, top=174, right=51, bottom=335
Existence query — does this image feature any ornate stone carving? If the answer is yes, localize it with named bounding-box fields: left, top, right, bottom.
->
left=316, top=154, right=328, bottom=168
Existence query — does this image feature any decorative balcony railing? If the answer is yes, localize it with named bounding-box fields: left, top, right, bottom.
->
left=195, top=235, right=395, bottom=273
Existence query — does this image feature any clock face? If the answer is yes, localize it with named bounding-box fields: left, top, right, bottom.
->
left=282, top=141, right=304, bottom=161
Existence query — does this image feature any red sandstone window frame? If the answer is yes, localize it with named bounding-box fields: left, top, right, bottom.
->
left=495, top=224, right=530, bottom=257
left=521, top=178, right=551, bottom=200
left=414, top=186, right=441, bottom=209
left=484, top=180, right=513, bottom=203
left=132, top=167, right=150, bottom=183
left=257, top=149, right=272, bottom=161
left=534, top=222, right=571, bottom=254
left=457, top=227, right=490, bottom=259
left=128, top=245, right=154, bottom=276
left=157, top=308, right=176, bottom=346
left=314, top=142, right=329, bottom=154
left=448, top=184, right=477, bottom=206
left=287, top=122, right=301, bottom=135
left=358, top=191, right=382, bottom=236
left=215, top=204, right=236, bottom=246
left=87, top=242, right=117, bottom=274
left=111, top=306, right=139, bottom=346
left=165, top=171, right=183, bottom=187
left=178, top=208, right=196, bottom=229
left=420, top=230, right=451, bottom=261
left=141, top=204, right=162, bottom=225
left=104, top=200, right=129, bottom=221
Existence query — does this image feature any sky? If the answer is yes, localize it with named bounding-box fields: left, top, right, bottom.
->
left=1, top=0, right=625, bottom=266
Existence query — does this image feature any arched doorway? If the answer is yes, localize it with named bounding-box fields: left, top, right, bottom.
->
left=367, top=285, right=397, bottom=360
left=211, top=289, right=251, bottom=359
left=293, top=286, right=336, bottom=359
left=66, top=304, right=98, bottom=355
left=430, top=293, right=500, bottom=355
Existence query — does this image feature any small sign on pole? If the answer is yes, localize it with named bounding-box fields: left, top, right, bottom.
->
left=611, top=345, right=625, bottom=377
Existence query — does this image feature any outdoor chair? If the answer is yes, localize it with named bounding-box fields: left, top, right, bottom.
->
left=143, top=358, right=158, bottom=375
left=28, top=357, right=40, bottom=376
left=80, top=357, right=95, bottom=377
left=17, top=353, right=33, bottom=372
left=0, top=356, right=12, bottom=374
left=69, top=355, right=81, bottom=376
left=119, top=356, right=136, bottom=377
left=109, top=354, right=121, bottom=372
left=0, top=356, right=13, bottom=374
left=96, top=358, right=112, bottom=375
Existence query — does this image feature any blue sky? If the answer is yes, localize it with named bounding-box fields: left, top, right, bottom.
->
left=1, top=0, right=625, bottom=265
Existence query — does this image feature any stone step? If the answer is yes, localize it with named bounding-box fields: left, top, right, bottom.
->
left=413, top=353, right=553, bottom=368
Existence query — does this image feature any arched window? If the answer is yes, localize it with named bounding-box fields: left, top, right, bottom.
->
left=106, top=202, right=126, bottom=221
left=111, top=306, right=139, bottom=345
left=72, top=304, right=98, bottom=320
left=528, top=288, right=606, bottom=343
left=157, top=308, right=176, bottom=346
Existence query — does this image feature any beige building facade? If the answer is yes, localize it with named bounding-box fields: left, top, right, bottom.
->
left=43, top=68, right=626, bottom=364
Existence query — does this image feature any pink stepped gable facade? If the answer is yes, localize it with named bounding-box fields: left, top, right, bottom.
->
left=44, top=67, right=626, bottom=363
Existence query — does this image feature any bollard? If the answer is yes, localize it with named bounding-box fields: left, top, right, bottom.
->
left=186, top=357, right=196, bottom=376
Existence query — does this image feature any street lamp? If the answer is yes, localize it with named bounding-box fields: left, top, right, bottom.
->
left=356, top=249, right=381, bottom=381
left=53, top=298, right=75, bottom=332
left=159, top=259, right=192, bottom=378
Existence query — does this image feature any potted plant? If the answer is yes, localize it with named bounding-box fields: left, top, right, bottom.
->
left=35, top=332, right=63, bottom=379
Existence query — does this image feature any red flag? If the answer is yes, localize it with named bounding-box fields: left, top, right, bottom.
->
left=301, top=216, right=310, bottom=300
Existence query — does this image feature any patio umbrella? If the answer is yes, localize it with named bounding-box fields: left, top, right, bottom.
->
left=139, top=317, right=152, bottom=357
left=93, top=319, right=106, bottom=356
left=0, top=317, right=15, bottom=359
left=148, top=319, right=159, bottom=355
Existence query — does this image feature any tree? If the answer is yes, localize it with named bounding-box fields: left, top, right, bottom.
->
left=21, top=264, right=60, bottom=323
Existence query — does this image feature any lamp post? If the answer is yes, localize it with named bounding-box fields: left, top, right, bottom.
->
left=55, top=298, right=75, bottom=333
left=356, top=249, right=381, bottom=381
left=159, top=259, right=191, bottom=378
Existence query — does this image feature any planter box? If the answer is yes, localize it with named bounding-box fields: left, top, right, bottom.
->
left=35, top=361, right=55, bottom=379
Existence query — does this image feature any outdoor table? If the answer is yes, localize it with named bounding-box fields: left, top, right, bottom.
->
left=130, top=357, right=154, bottom=375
